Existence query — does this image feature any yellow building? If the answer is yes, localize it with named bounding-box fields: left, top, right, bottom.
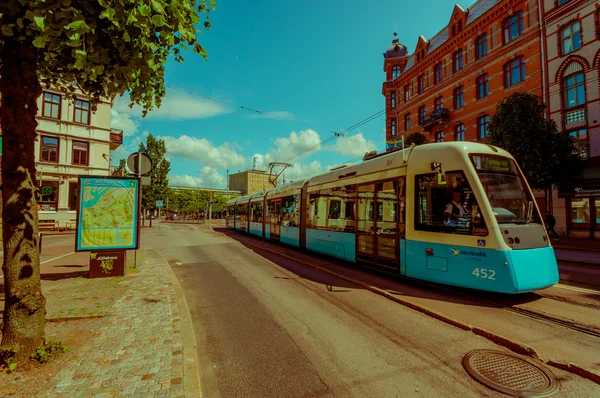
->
left=228, top=170, right=272, bottom=194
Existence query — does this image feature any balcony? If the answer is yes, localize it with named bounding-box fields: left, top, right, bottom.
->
left=420, top=108, right=450, bottom=130
left=110, top=128, right=123, bottom=150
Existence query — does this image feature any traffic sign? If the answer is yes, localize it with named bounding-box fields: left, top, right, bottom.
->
left=156, top=200, right=164, bottom=208
left=127, top=152, right=152, bottom=176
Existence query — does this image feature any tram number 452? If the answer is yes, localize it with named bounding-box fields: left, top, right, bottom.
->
left=472, top=268, right=496, bottom=280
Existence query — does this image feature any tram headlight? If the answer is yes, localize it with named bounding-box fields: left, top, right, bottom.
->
left=514, top=237, right=520, bottom=244
left=508, top=237, right=514, bottom=245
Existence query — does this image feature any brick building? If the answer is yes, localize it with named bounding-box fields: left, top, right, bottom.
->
left=383, top=0, right=543, bottom=149
left=541, top=0, right=600, bottom=238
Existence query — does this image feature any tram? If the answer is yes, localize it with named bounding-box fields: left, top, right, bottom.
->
left=226, top=142, right=559, bottom=294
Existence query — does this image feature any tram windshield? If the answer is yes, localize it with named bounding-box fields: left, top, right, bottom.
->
left=471, top=155, right=541, bottom=225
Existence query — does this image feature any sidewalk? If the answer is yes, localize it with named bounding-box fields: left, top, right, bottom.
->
left=0, top=250, right=200, bottom=397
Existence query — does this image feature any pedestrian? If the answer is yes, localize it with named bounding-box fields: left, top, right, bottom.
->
left=545, top=212, right=559, bottom=239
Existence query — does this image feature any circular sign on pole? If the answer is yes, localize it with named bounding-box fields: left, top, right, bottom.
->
left=127, top=152, right=152, bottom=176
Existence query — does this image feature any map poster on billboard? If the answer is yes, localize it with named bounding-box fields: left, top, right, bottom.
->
left=75, top=176, right=141, bottom=252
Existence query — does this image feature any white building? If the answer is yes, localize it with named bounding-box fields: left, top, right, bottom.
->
left=34, top=88, right=122, bottom=227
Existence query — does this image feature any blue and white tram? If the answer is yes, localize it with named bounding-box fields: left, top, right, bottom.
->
left=226, top=142, right=559, bottom=294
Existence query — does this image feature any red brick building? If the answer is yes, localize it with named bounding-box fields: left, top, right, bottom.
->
left=541, top=0, right=600, bottom=238
left=383, top=0, right=543, bottom=149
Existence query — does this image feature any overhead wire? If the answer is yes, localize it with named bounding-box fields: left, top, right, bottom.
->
left=164, top=83, right=386, bottom=166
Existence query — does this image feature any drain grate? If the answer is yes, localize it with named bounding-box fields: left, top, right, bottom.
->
left=463, top=350, right=558, bottom=397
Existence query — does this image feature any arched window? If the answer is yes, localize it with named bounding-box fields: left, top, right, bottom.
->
left=434, top=63, right=443, bottom=84
left=563, top=71, right=585, bottom=109
left=392, top=65, right=401, bottom=79
left=453, top=50, right=463, bottom=73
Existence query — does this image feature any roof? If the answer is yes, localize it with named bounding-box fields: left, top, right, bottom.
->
left=402, top=0, right=501, bottom=74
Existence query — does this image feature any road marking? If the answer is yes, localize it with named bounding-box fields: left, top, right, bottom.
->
left=41, top=251, right=76, bottom=265
left=555, top=283, right=600, bottom=295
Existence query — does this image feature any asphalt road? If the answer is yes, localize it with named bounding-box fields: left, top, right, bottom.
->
left=144, top=224, right=599, bottom=398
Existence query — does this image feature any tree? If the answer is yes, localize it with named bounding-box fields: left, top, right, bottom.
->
left=139, top=134, right=171, bottom=224
left=0, top=0, right=215, bottom=361
left=363, top=149, right=378, bottom=161
left=113, top=159, right=128, bottom=176
left=487, top=92, right=583, bottom=210
left=404, top=132, right=428, bottom=146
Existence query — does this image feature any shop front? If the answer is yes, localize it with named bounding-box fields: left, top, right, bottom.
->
left=559, top=170, right=600, bottom=239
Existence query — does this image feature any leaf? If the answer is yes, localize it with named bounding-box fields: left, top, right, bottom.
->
left=1, top=25, right=14, bottom=36
left=123, top=31, right=131, bottom=42
left=100, top=8, right=116, bottom=20
left=67, top=20, right=90, bottom=32
left=32, top=35, right=46, bottom=48
left=74, top=49, right=87, bottom=69
left=8, top=362, right=17, bottom=372
left=67, top=39, right=82, bottom=47
left=152, top=0, right=164, bottom=13
left=34, top=16, right=45, bottom=30
left=16, top=18, right=24, bottom=29
left=151, top=15, right=165, bottom=27
left=138, top=5, right=151, bottom=16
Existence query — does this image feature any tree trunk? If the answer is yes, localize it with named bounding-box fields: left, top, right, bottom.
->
left=0, top=38, right=46, bottom=362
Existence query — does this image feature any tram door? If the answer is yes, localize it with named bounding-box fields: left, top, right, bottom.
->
left=270, top=199, right=281, bottom=240
left=356, top=180, right=400, bottom=270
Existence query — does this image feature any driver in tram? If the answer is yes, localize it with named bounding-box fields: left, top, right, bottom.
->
left=444, top=190, right=467, bottom=226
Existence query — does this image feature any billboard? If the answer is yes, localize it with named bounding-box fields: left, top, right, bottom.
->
left=75, top=176, right=141, bottom=251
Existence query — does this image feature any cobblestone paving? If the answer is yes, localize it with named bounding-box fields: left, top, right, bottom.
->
left=44, top=251, right=184, bottom=397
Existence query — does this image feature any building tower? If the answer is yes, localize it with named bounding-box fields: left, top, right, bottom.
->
left=382, top=29, right=409, bottom=151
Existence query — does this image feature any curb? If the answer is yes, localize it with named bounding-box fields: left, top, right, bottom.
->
left=557, top=257, right=600, bottom=266
left=235, top=234, right=600, bottom=386
left=163, top=253, right=203, bottom=398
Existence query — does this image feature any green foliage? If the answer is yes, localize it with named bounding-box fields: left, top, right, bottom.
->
left=404, top=132, right=428, bottom=147
left=0, top=0, right=216, bottom=113
left=140, top=134, right=171, bottom=211
left=0, top=346, right=18, bottom=372
left=30, top=340, right=67, bottom=364
left=363, top=149, right=378, bottom=161
left=487, top=92, right=583, bottom=191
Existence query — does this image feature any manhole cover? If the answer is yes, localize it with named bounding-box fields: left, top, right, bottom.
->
left=463, top=350, right=558, bottom=397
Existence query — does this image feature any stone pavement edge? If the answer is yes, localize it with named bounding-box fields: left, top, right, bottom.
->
left=43, top=249, right=202, bottom=397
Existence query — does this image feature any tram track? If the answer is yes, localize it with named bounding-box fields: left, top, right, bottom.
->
left=216, top=227, right=600, bottom=341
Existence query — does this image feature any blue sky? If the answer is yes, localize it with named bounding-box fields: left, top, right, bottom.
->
left=111, top=0, right=478, bottom=188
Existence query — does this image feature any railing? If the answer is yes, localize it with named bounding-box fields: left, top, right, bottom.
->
left=419, top=108, right=450, bottom=129
left=110, top=128, right=123, bottom=149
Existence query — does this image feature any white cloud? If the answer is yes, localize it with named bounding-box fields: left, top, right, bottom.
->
left=113, top=89, right=233, bottom=121
left=270, top=129, right=322, bottom=164
left=110, top=109, right=139, bottom=137
left=250, top=111, right=296, bottom=121
left=330, top=133, right=377, bottom=158
left=161, top=135, right=245, bottom=170
left=169, top=166, right=226, bottom=188
left=283, top=161, right=324, bottom=182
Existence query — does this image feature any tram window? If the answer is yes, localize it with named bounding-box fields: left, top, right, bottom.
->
left=251, top=202, right=263, bottom=223
left=308, top=185, right=356, bottom=232
left=281, top=195, right=299, bottom=227
left=415, top=172, right=487, bottom=235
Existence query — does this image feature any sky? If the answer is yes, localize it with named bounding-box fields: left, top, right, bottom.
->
left=110, top=0, right=479, bottom=189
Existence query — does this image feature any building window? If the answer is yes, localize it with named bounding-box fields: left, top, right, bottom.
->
left=74, top=99, right=90, bottom=124
left=561, top=22, right=582, bottom=55
left=569, top=129, right=588, bottom=159
left=503, top=11, right=524, bottom=44
left=391, top=119, right=396, bottom=136
left=40, top=136, right=59, bottom=163
left=454, top=124, right=465, bottom=141
left=72, top=140, right=89, bottom=166
left=434, top=63, right=443, bottom=84
left=390, top=92, right=396, bottom=109
left=42, top=92, right=61, bottom=119
left=435, top=131, right=444, bottom=142
left=563, top=72, right=585, bottom=109
left=418, top=74, right=425, bottom=94
left=504, top=57, right=525, bottom=87
left=434, top=96, right=443, bottom=112
left=476, top=73, right=489, bottom=99
left=68, top=182, right=79, bottom=211
left=404, top=84, right=410, bottom=101
left=477, top=115, right=490, bottom=139
left=453, top=86, right=464, bottom=109
left=418, top=105, right=427, bottom=124
left=476, top=34, right=488, bottom=59
left=392, top=65, right=401, bottom=79
left=452, top=50, right=463, bottom=73
left=37, top=181, right=59, bottom=212
left=558, top=0, right=569, bottom=5
left=404, top=113, right=411, bottom=131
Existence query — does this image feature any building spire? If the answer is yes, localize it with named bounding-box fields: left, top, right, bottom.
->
left=394, top=23, right=397, bottom=37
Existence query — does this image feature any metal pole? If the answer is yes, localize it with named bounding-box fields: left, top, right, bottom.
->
left=209, top=185, right=212, bottom=228
left=136, top=151, right=142, bottom=265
